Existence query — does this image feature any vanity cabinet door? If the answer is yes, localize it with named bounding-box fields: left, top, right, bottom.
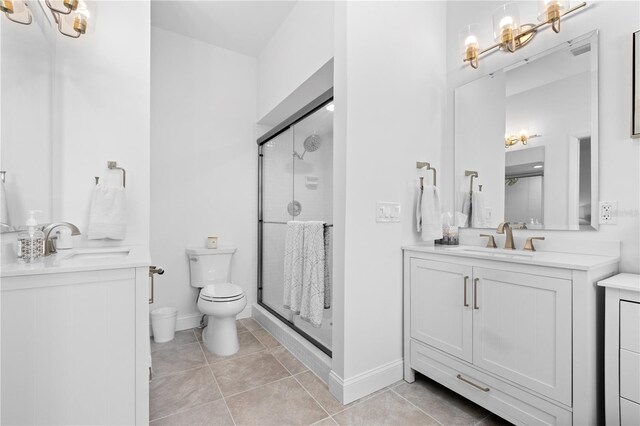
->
left=410, top=258, right=473, bottom=363
left=472, top=267, right=572, bottom=406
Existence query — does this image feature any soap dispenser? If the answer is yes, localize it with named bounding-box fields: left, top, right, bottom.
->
left=17, top=210, right=45, bottom=263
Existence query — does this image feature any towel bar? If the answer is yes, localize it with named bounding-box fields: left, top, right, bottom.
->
left=416, top=162, right=437, bottom=189
left=262, top=220, right=333, bottom=228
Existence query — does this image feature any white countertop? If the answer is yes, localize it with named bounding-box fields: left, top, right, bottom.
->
left=597, top=273, right=640, bottom=292
left=0, top=245, right=151, bottom=278
left=402, top=244, right=620, bottom=271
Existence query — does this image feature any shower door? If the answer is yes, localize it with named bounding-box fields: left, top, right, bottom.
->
left=258, top=91, right=333, bottom=356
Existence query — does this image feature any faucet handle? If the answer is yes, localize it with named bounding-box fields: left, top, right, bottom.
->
left=479, top=234, right=497, bottom=248
left=524, top=236, right=545, bottom=252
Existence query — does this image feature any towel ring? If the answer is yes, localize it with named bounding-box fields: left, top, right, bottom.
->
left=107, top=161, right=126, bottom=187
left=416, top=162, right=437, bottom=188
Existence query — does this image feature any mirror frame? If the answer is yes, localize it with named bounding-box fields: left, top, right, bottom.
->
left=454, top=30, right=599, bottom=231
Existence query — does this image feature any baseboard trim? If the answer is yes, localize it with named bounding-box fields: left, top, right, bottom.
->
left=329, top=358, right=404, bottom=404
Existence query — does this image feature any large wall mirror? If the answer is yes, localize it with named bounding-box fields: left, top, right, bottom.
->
left=1, top=2, right=55, bottom=232
left=455, top=31, right=598, bottom=231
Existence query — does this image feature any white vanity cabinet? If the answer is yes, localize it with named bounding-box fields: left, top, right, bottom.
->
left=1, top=248, right=150, bottom=425
left=404, top=246, right=619, bottom=426
left=599, top=274, right=640, bottom=426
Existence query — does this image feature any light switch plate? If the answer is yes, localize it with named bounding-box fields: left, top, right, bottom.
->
left=377, top=202, right=401, bottom=223
left=599, top=201, right=617, bottom=224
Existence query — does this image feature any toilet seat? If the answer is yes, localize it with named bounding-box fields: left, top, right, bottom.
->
left=200, top=283, right=244, bottom=303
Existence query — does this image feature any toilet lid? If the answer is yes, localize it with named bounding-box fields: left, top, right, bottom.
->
left=201, top=283, right=244, bottom=301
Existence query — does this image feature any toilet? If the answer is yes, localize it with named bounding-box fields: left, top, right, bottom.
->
left=186, top=247, right=246, bottom=356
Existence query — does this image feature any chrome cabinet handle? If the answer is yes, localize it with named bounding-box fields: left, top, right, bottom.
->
left=463, top=276, right=469, bottom=307
left=473, top=278, right=480, bottom=310
left=457, top=374, right=490, bottom=392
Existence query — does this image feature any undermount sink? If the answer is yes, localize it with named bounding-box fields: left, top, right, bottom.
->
left=445, top=246, right=535, bottom=259
left=65, top=248, right=131, bottom=261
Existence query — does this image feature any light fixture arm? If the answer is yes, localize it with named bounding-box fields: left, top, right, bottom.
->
left=44, top=0, right=75, bottom=15
left=50, top=9, right=83, bottom=38
left=4, top=9, right=31, bottom=24
left=463, top=2, right=587, bottom=68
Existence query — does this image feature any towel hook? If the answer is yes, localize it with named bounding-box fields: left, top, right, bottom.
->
left=107, top=161, right=126, bottom=188
left=416, top=162, right=437, bottom=187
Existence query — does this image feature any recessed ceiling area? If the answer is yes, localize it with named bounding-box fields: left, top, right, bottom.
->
left=151, top=1, right=297, bottom=57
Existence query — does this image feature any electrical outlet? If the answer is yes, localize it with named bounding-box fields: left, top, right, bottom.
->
left=599, top=201, right=617, bottom=224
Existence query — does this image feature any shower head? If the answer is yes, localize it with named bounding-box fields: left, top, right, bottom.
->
left=303, top=134, right=322, bottom=152
left=293, top=134, right=322, bottom=160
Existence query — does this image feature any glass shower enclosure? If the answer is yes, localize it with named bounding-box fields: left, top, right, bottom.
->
left=257, top=90, right=333, bottom=356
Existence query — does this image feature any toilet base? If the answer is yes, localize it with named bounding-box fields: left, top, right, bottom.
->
left=201, top=316, right=240, bottom=356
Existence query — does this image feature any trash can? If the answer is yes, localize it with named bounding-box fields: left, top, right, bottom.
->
left=151, top=307, right=178, bottom=343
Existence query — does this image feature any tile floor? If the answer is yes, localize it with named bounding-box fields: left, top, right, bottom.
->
left=150, top=318, right=512, bottom=426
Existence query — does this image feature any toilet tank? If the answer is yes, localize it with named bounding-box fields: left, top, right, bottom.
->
left=186, top=247, right=236, bottom=288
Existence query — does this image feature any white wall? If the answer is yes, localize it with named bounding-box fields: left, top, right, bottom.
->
left=54, top=0, right=150, bottom=245
left=445, top=1, right=640, bottom=272
left=150, top=27, right=257, bottom=328
left=257, top=1, right=334, bottom=121
left=332, top=1, right=447, bottom=402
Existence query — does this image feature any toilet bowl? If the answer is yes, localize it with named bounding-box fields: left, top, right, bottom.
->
left=187, top=247, right=246, bottom=356
left=197, top=283, right=247, bottom=355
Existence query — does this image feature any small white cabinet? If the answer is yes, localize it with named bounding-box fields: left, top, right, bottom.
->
left=404, top=246, right=618, bottom=425
left=410, top=259, right=472, bottom=362
left=472, top=267, right=572, bottom=406
left=1, top=260, right=150, bottom=425
left=599, top=274, right=640, bottom=426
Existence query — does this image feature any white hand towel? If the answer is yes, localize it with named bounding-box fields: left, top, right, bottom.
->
left=420, top=186, right=443, bottom=241
left=323, top=225, right=332, bottom=310
left=0, top=180, right=10, bottom=228
left=471, top=191, right=487, bottom=228
left=415, top=180, right=423, bottom=232
left=300, top=221, right=325, bottom=328
left=283, top=221, right=305, bottom=313
left=87, top=184, right=127, bottom=240
left=461, top=191, right=472, bottom=228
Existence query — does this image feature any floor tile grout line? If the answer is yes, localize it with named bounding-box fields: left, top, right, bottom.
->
left=329, top=389, right=391, bottom=416
left=473, top=413, right=493, bottom=426
left=149, top=399, right=223, bottom=424
left=150, top=360, right=209, bottom=380
left=286, top=359, right=332, bottom=419
left=199, top=342, right=237, bottom=426
left=222, top=374, right=294, bottom=400
left=389, top=387, right=446, bottom=426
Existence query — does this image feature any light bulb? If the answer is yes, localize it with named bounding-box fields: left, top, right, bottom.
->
left=499, top=15, right=514, bottom=30
left=464, top=35, right=478, bottom=48
left=325, top=103, right=334, bottom=112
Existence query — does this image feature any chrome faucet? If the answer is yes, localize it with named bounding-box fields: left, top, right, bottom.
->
left=496, top=222, right=515, bottom=250
left=42, top=222, right=81, bottom=255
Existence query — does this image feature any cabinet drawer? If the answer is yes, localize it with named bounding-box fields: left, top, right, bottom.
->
left=621, top=301, right=640, bottom=353
left=620, top=349, right=640, bottom=404
left=410, top=340, right=572, bottom=425
left=621, top=398, right=640, bottom=426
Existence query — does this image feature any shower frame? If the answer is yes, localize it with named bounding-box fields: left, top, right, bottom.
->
left=256, top=88, right=333, bottom=357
